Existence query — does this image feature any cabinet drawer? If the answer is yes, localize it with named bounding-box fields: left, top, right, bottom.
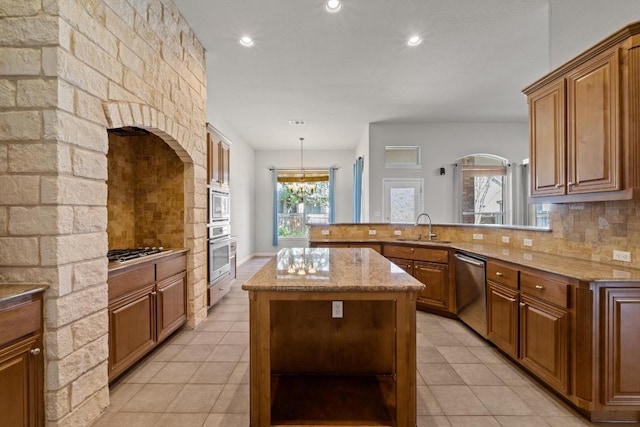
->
left=156, top=253, right=187, bottom=281
left=383, top=245, right=448, bottom=263
left=0, top=297, right=41, bottom=346
left=487, top=260, right=519, bottom=289
left=108, top=264, right=155, bottom=301
left=520, top=271, right=569, bottom=308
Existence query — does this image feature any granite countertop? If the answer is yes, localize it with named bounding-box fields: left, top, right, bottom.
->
left=0, top=284, right=48, bottom=304
left=108, top=248, right=189, bottom=273
left=242, top=247, right=426, bottom=292
left=309, top=238, right=640, bottom=282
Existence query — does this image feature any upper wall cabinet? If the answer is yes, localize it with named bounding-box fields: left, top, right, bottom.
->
left=524, top=22, right=640, bottom=203
left=206, top=124, right=230, bottom=190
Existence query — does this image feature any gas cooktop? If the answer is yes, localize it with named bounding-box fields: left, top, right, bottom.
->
left=107, top=247, right=166, bottom=263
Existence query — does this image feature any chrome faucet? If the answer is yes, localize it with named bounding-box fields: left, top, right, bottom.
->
left=415, top=213, right=437, bottom=240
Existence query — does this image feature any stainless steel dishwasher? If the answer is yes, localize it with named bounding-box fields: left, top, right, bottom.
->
left=454, top=252, right=487, bottom=338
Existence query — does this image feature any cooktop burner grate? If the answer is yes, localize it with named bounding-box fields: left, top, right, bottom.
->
left=107, top=247, right=165, bottom=263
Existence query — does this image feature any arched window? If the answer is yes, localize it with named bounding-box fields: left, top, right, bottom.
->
left=453, top=154, right=510, bottom=225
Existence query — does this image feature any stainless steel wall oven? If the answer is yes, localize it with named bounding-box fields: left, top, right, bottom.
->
left=208, top=222, right=231, bottom=282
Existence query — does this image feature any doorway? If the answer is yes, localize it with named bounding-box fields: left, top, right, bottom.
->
left=382, top=178, right=423, bottom=223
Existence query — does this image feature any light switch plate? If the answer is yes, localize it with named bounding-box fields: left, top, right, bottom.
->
left=321, top=229, right=330, bottom=236
left=473, top=233, right=483, bottom=240
left=502, top=236, right=509, bottom=243
left=613, top=250, right=631, bottom=262
left=332, top=301, right=343, bottom=318
left=523, top=238, right=533, bottom=247
left=393, top=230, right=402, bottom=236
left=368, top=229, right=377, bottom=235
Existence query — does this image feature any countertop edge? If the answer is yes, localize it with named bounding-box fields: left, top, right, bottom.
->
left=0, top=284, right=48, bottom=304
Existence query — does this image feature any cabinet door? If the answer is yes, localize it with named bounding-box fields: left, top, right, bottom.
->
left=157, top=272, right=187, bottom=342
left=221, top=143, right=230, bottom=186
left=109, top=287, right=156, bottom=381
left=413, top=261, right=449, bottom=310
left=0, top=335, right=41, bottom=427
left=566, top=48, right=620, bottom=194
left=601, top=287, right=640, bottom=405
left=529, top=79, right=566, bottom=197
left=387, top=257, right=412, bottom=274
left=487, top=282, right=519, bottom=358
left=207, top=132, right=220, bottom=184
left=519, top=295, right=569, bottom=394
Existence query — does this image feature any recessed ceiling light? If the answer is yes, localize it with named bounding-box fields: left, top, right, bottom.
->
left=407, top=35, right=422, bottom=46
left=239, top=36, right=254, bottom=47
left=325, top=0, right=342, bottom=13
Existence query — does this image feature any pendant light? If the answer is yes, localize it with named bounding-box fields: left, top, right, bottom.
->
left=286, top=137, right=315, bottom=196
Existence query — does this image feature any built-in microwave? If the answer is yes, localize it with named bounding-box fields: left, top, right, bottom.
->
left=209, top=189, right=230, bottom=222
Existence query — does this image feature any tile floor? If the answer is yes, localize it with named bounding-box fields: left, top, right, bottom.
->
left=94, top=256, right=608, bottom=427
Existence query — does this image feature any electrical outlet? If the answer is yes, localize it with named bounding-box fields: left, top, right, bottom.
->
left=332, top=301, right=343, bottom=318
left=473, top=233, right=483, bottom=240
left=502, top=236, right=510, bottom=243
left=613, top=250, right=632, bottom=262
left=523, top=238, right=533, bottom=247
left=321, top=229, right=330, bottom=236
left=368, top=229, right=377, bottom=235
left=393, top=230, right=402, bottom=236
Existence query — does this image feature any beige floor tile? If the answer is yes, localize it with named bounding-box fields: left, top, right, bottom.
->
left=430, top=385, right=490, bottom=416
left=189, top=331, right=226, bottom=346
left=210, top=384, right=250, bottom=414
left=543, top=416, right=593, bottom=426
left=229, top=321, right=249, bottom=332
left=92, top=412, right=161, bottom=427
left=122, top=361, right=167, bottom=384
left=485, top=364, right=530, bottom=386
left=453, top=332, right=490, bottom=347
left=219, top=331, right=249, bottom=345
left=206, top=344, right=247, bottom=362
left=451, top=364, right=504, bottom=386
left=494, top=415, right=551, bottom=427
left=447, top=415, right=501, bottom=426
left=418, top=363, right=465, bottom=385
left=154, top=413, right=208, bottom=427
left=417, top=333, right=435, bottom=347
left=168, top=330, right=198, bottom=345
left=148, top=361, right=200, bottom=384
left=148, top=344, right=185, bottom=362
left=417, top=346, right=448, bottom=363
left=417, top=385, right=445, bottom=416
left=196, top=320, right=234, bottom=332
left=239, top=346, right=250, bottom=362
left=107, top=382, right=144, bottom=412
left=121, top=384, right=184, bottom=412
left=417, top=415, right=452, bottom=426
left=203, top=413, right=250, bottom=427
left=166, top=384, right=224, bottom=413
left=467, top=347, right=508, bottom=365
left=423, top=332, right=464, bottom=346
left=438, top=317, right=472, bottom=335
left=207, top=311, right=243, bottom=321
left=510, top=385, right=570, bottom=417
left=189, top=362, right=237, bottom=384
left=470, top=386, right=534, bottom=415
left=437, top=346, right=483, bottom=364
left=171, top=345, right=215, bottom=362
left=227, top=362, right=249, bottom=384
left=214, top=304, right=248, bottom=313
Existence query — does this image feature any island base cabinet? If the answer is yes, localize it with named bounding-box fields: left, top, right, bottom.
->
left=0, top=335, right=42, bottom=427
left=601, top=287, right=640, bottom=406
left=519, top=295, right=569, bottom=394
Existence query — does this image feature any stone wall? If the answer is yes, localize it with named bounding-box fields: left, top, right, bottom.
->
left=0, top=0, right=208, bottom=425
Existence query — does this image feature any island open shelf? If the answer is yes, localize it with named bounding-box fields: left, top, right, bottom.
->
left=242, top=248, right=425, bottom=427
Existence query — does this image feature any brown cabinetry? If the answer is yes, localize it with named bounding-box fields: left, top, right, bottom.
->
left=383, top=244, right=452, bottom=313
left=310, top=241, right=382, bottom=253
left=0, top=290, right=44, bottom=427
left=108, top=252, right=187, bottom=381
left=487, top=281, right=519, bottom=358
left=524, top=23, right=640, bottom=202
left=206, top=124, right=230, bottom=189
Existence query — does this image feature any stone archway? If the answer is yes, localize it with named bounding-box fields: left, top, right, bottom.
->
left=102, top=101, right=209, bottom=328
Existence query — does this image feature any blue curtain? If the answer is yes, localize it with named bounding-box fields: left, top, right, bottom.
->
left=271, top=168, right=279, bottom=246
left=352, top=157, right=364, bottom=223
left=328, top=168, right=336, bottom=224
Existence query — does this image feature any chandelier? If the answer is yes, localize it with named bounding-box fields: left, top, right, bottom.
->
left=286, top=137, right=316, bottom=196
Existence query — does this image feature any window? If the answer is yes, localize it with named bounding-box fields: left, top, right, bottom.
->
left=382, top=178, right=423, bottom=223
left=384, top=146, right=421, bottom=168
left=277, top=170, right=330, bottom=238
left=455, top=155, right=508, bottom=225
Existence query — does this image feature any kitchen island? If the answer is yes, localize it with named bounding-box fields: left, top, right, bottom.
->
left=242, top=247, right=425, bottom=427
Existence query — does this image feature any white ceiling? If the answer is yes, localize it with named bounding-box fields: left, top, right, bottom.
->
left=174, top=0, right=551, bottom=150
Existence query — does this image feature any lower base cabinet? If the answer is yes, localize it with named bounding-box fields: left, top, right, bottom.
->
left=487, top=281, right=519, bottom=359
left=0, top=291, right=44, bottom=427
left=413, top=260, right=449, bottom=310
left=108, top=252, right=187, bottom=381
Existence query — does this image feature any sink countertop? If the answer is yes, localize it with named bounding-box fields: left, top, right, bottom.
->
left=309, top=238, right=640, bottom=282
left=0, top=284, right=48, bottom=304
left=242, top=247, right=425, bottom=293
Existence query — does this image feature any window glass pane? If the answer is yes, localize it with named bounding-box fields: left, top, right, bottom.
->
left=385, top=146, right=421, bottom=168
left=458, top=154, right=507, bottom=225
left=277, top=179, right=330, bottom=237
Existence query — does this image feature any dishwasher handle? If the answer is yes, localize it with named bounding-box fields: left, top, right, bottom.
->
left=454, top=253, right=485, bottom=268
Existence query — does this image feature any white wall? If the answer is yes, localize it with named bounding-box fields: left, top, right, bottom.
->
left=549, top=0, right=640, bottom=67
left=208, top=118, right=256, bottom=264
left=254, top=149, right=355, bottom=254
left=367, top=122, right=529, bottom=224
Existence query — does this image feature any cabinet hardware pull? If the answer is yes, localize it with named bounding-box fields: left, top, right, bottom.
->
left=555, top=183, right=562, bottom=188
left=567, top=182, right=575, bottom=186
left=30, top=348, right=41, bottom=356
left=507, top=297, right=516, bottom=302
left=519, top=302, right=526, bottom=307
left=535, top=285, right=544, bottom=290
left=151, top=291, right=157, bottom=295
left=495, top=272, right=503, bottom=276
